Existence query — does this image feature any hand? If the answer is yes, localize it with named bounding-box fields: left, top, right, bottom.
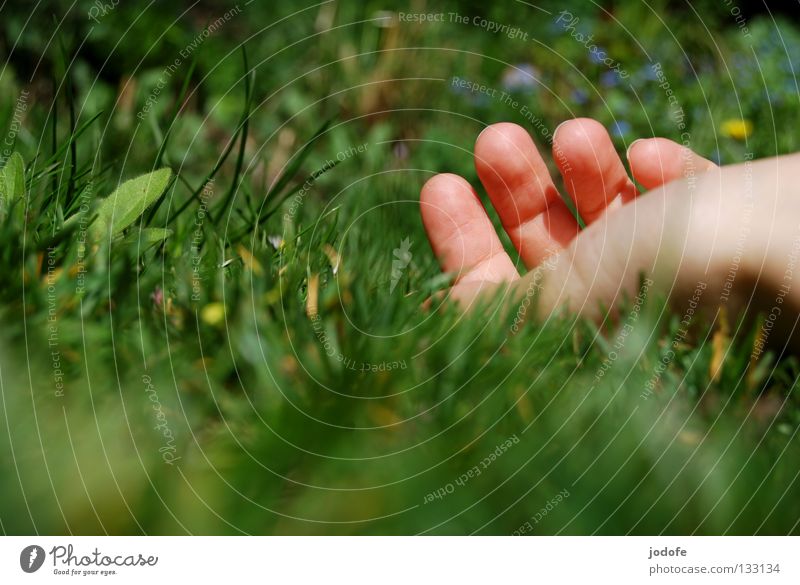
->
left=421, top=120, right=800, bottom=328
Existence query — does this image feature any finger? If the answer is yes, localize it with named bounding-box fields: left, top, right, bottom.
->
left=429, top=280, right=505, bottom=311
left=529, top=158, right=736, bottom=322
left=627, top=137, right=718, bottom=190
left=553, top=118, right=638, bottom=222
left=420, top=173, right=519, bottom=284
left=474, top=122, right=579, bottom=269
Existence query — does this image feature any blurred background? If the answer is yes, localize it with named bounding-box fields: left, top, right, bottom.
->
left=1, top=0, right=799, bottom=535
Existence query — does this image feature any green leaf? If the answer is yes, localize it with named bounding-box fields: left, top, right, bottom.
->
left=92, top=168, right=172, bottom=240
left=0, top=152, right=26, bottom=222
left=122, top=227, right=173, bottom=248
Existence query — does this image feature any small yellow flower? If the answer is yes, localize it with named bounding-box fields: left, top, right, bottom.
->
left=720, top=118, right=753, bottom=141
left=236, top=245, right=263, bottom=275
left=201, top=302, right=225, bottom=326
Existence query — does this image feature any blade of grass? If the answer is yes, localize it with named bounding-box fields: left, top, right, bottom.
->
left=266, top=118, right=333, bottom=204
left=213, top=46, right=254, bottom=226
left=38, top=111, right=104, bottom=210
left=50, top=59, right=58, bottom=205
left=164, top=109, right=246, bottom=226
left=58, top=34, right=78, bottom=210
left=229, top=159, right=340, bottom=244
left=155, top=55, right=197, bottom=168
left=229, top=119, right=335, bottom=243
left=36, top=111, right=103, bottom=173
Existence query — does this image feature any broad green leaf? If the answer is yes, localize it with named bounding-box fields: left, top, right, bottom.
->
left=92, top=168, right=172, bottom=240
left=0, top=152, right=26, bottom=222
left=122, top=227, right=173, bottom=248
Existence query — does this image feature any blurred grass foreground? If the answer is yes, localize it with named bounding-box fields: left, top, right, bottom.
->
left=1, top=0, right=800, bottom=534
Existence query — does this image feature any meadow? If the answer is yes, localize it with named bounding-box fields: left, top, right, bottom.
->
left=1, top=0, right=799, bottom=534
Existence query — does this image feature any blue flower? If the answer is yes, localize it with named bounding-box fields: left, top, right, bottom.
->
left=570, top=89, right=588, bottom=105
left=589, top=47, right=607, bottom=64
left=548, top=18, right=571, bottom=34
left=611, top=120, right=631, bottom=137
left=502, top=63, right=539, bottom=93
left=600, top=70, right=619, bottom=87
left=639, top=64, right=660, bottom=81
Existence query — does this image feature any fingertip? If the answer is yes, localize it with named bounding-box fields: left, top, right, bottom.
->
left=420, top=173, right=477, bottom=241
left=627, top=137, right=716, bottom=190
left=551, top=118, right=632, bottom=222
left=551, top=118, right=611, bottom=170
left=626, top=139, right=665, bottom=188
left=421, top=173, right=470, bottom=205
left=625, top=138, right=646, bottom=161
left=474, top=123, right=532, bottom=172
left=421, top=172, right=469, bottom=193
left=626, top=137, right=670, bottom=163
left=418, top=170, right=518, bottom=284
left=553, top=117, right=607, bottom=142
left=475, top=122, right=528, bottom=146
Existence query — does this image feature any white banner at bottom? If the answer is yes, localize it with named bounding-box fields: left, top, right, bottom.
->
left=0, top=536, right=796, bottom=583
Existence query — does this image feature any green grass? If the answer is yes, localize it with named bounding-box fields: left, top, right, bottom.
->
left=1, top=0, right=799, bottom=534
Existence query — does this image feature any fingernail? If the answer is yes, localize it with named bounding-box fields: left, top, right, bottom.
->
left=552, top=120, right=569, bottom=141
left=626, top=138, right=644, bottom=160
left=476, top=124, right=494, bottom=143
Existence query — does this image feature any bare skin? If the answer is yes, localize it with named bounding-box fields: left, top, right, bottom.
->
left=420, top=120, right=800, bottom=329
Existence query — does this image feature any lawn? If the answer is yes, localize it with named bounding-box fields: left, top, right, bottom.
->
left=1, top=0, right=799, bottom=534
